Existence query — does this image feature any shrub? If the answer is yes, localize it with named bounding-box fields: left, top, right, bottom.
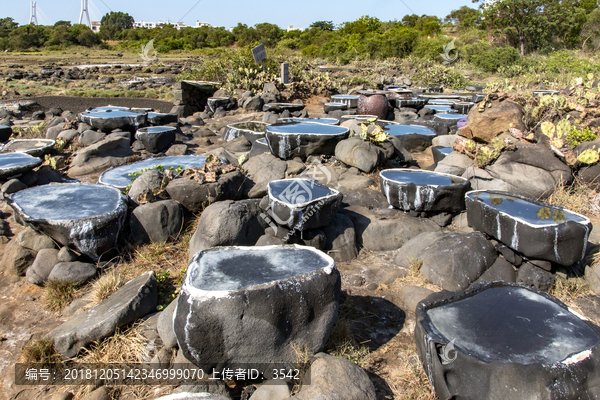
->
left=469, top=46, right=520, bottom=72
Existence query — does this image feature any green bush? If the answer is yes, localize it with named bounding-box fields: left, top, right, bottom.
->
left=567, top=127, right=597, bottom=147
left=469, top=46, right=520, bottom=72
left=301, top=44, right=320, bottom=58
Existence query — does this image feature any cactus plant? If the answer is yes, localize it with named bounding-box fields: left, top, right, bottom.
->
left=541, top=121, right=556, bottom=139
left=577, top=148, right=600, bottom=164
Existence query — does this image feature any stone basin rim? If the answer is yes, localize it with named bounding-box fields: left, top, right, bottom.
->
left=97, top=155, right=207, bottom=190
left=418, top=281, right=600, bottom=366
left=6, top=182, right=126, bottom=224
left=1, top=138, right=56, bottom=153
left=466, top=189, right=591, bottom=228
left=380, top=168, right=469, bottom=188
left=267, top=122, right=349, bottom=136
left=267, top=178, right=341, bottom=209
left=184, top=244, right=336, bottom=300
left=225, top=121, right=270, bottom=132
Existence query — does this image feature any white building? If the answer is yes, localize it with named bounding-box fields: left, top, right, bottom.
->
left=91, top=21, right=101, bottom=32
left=287, top=25, right=303, bottom=32
left=195, top=21, right=211, bottom=28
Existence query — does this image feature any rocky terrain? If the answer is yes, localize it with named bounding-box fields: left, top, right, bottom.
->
left=0, top=73, right=600, bottom=400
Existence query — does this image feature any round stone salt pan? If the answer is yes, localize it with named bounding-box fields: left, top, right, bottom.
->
left=98, top=155, right=207, bottom=190
left=384, top=124, right=436, bottom=137
left=276, top=118, right=339, bottom=125
left=1, top=139, right=55, bottom=157
left=0, top=152, right=43, bottom=179
left=185, top=245, right=335, bottom=294
left=268, top=179, right=339, bottom=206
left=86, top=106, right=130, bottom=113
left=8, top=183, right=123, bottom=221
left=426, top=285, right=600, bottom=365
left=267, top=122, right=348, bottom=136
left=380, top=169, right=467, bottom=187
left=467, top=191, right=587, bottom=227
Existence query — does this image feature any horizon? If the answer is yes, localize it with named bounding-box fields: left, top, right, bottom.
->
left=6, top=0, right=475, bottom=30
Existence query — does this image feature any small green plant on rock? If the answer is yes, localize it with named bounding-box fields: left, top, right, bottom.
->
left=567, top=126, right=597, bottom=147
left=577, top=147, right=600, bottom=164
left=358, top=118, right=389, bottom=144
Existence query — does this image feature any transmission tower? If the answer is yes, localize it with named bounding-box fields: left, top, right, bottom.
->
left=29, top=2, right=38, bottom=25
left=79, top=0, right=91, bottom=28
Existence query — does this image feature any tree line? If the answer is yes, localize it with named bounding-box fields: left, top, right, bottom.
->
left=0, top=2, right=599, bottom=61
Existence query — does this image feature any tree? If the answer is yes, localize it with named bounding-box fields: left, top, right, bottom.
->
left=581, top=8, right=600, bottom=50
left=310, top=21, right=334, bottom=30
left=54, top=20, right=71, bottom=27
left=0, top=17, right=18, bottom=38
left=100, top=11, right=134, bottom=40
left=445, top=6, right=481, bottom=29
left=480, top=0, right=589, bottom=55
left=401, top=14, right=441, bottom=36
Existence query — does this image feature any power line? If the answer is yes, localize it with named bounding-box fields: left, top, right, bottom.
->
left=398, top=0, right=415, bottom=15
left=178, top=0, right=202, bottom=23
left=99, top=0, right=112, bottom=11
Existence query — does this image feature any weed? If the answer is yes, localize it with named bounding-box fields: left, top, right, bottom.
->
left=87, top=269, right=124, bottom=307
left=546, top=178, right=599, bottom=217
left=408, top=257, right=423, bottom=278
left=19, top=338, right=61, bottom=364
left=43, top=280, right=80, bottom=311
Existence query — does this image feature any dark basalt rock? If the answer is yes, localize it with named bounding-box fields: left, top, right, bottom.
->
left=276, top=117, right=339, bottom=125
left=262, top=103, right=305, bottom=113
left=383, top=124, right=436, bottom=152
left=99, top=155, right=207, bottom=190
left=330, top=95, right=359, bottom=109
left=80, top=110, right=147, bottom=133
left=0, top=125, right=12, bottom=142
left=267, top=179, right=343, bottom=231
left=147, top=112, right=178, bottom=125
left=433, top=113, right=468, bottom=134
left=415, top=282, right=600, bottom=400
left=174, top=245, right=341, bottom=372
left=248, top=138, right=270, bottom=158
left=223, top=121, right=268, bottom=142
left=266, top=122, right=349, bottom=160
left=452, top=102, right=476, bottom=114
left=408, top=119, right=449, bottom=136
left=207, top=97, right=236, bottom=113
left=380, top=169, right=470, bottom=214
left=6, top=183, right=127, bottom=260
left=0, top=153, right=43, bottom=179
left=1, top=139, right=56, bottom=157
left=135, top=126, right=176, bottom=153
left=466, top=190, right=591, bottom=266
left=431, top=146, right=453, bottom=166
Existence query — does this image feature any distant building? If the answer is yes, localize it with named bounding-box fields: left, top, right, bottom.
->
left=132, top=20, right=205, bottom=30
left=287, top=25, right=303, bottom=32
left=91, top=21, right=101, bottom=33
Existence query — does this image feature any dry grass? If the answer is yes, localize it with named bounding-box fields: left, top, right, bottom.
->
left=382, top=343, right=438, bottom=400
left=551, top=275, right=593, bottom=314
left=19, top=338, right=61, bottom=364
left=79, top=323, right=148, bottom=364
left=87, top=269, right=125, bottom=308
left=325, top=297, right=372, bottom=368
left=43, top=280, right=81, bottom=311
left=408, top=256, right=423, bottom=278
left=546, top=177, right=600, bottom=217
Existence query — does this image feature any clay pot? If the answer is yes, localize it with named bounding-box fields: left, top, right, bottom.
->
left=357, top=90, right=389, bottom=119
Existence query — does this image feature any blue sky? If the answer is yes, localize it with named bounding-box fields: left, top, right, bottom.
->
left=6, top=0, right=474, bottom=29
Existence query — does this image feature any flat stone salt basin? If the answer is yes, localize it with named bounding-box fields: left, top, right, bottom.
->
left=0, top=152, right=43, bottom=179
left=174, top=245, right=341, bottom=372
left=1, top=139, right=56, bottom=157
left=267, top=178, right=343, bottom=231
left=384, top=124, right=437, bottom=152
left=6, top=183, right=128, bottom=260
left=98, top=155, right=207, bottom=190
left=415, top=282, right=600, bottom=400
left=223, top=121, right=268, bottom=142
left=135, top=126, right=177, bottom=153
left=380, top=169, right=470, bottom=214
left=266, top=122, right=349, bottom=159
left=80, top=110, right=147, bottom=132
left=466, top=190, right=592, bottom=266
